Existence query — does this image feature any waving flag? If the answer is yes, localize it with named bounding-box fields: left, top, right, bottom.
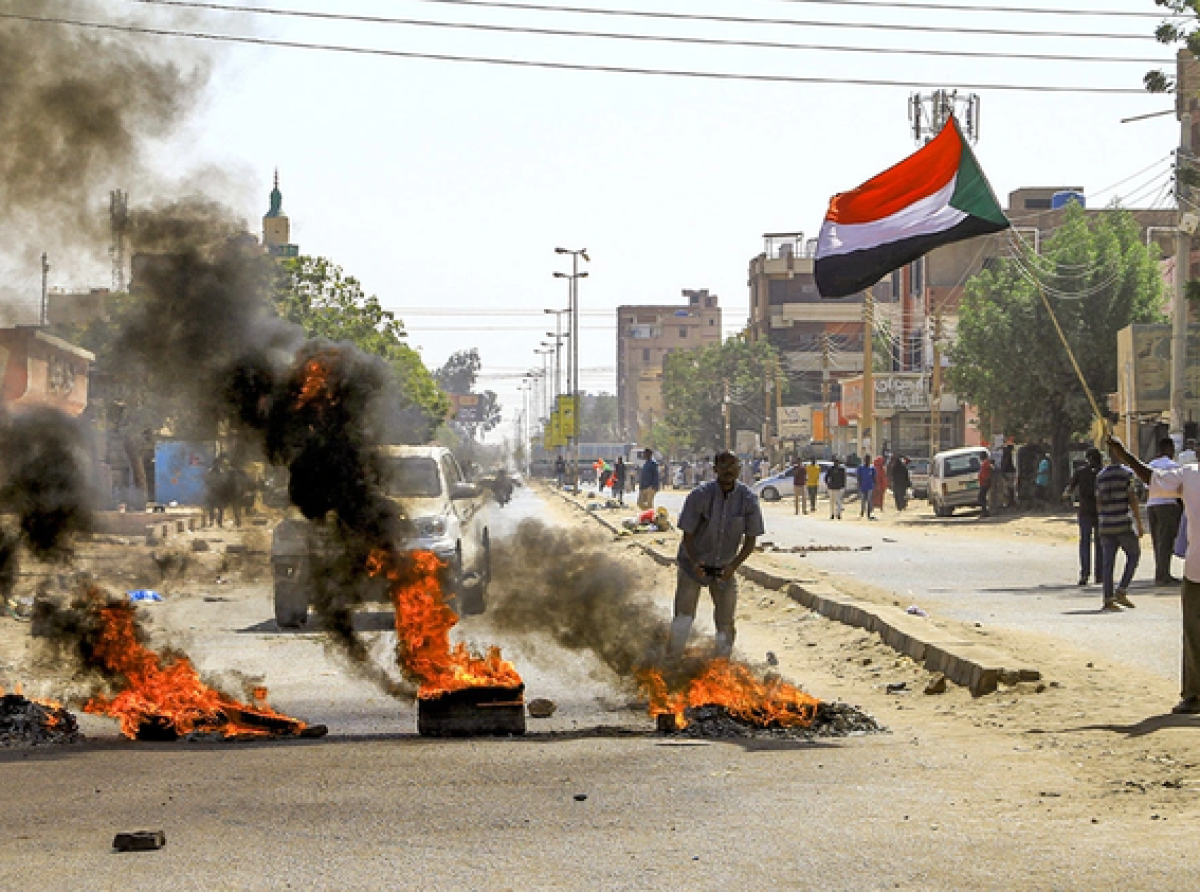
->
left=814, top=117, right=1010, bottom=298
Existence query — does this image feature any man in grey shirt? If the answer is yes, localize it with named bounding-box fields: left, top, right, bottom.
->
left=668, top=450, right=766, bottom=658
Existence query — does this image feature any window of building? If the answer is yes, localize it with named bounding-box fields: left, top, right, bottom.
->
left=642, top=348, right=650, bottom=361
left=1024, top=197, right=1052, bottom=210
left=706, top=296, right=715, bottom=308
left=709, top=319, right=715, bottom=326
left=679, top=327, right=687, bottom=338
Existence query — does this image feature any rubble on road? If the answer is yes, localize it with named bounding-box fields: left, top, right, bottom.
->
left=0, top=692, right=84, bottom=746
left=662, top=701, right=884, bottom=740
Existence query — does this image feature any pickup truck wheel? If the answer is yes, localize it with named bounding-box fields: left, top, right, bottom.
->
left=274, top=581, right=309, bottom=629
left=760, top=486, right=779, bottom=502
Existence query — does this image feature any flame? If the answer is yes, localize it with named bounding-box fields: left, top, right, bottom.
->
left=367, top=549, right=521, bottom=697
left=296, top=355, right=334, bottom=409
left=639, top=658, right=819, bottom=729
left=81, top=599, right=307, bottom=739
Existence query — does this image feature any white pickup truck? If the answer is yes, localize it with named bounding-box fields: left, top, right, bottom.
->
left=270, top=445, right=492, bottom=628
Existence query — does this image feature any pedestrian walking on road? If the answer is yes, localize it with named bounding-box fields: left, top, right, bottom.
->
left=1035, top=453, right=1052, bottom=510
left=805, top=458, right=821, bottom=514
left=1000, top=444, right=1017, bottom=509
left=1147, top=437, right=1183, bottom=586
left=827, top=457, right=847, bottom=519
left=889, top=454, right=911, bottom=511
left=1107, top=435, right=1200, bottom=713
left=668, top=451, right=765, bottom=659
left=872, top=454, right=887, bottom=515
left=978, top=454, right=994, bottom=518
left=637, top=448, right=661, bottom=510
left=554, top=455, right=566, bottom=489
left=857, top=456, right=876, bottom=519
left=792, top=459, right=807, bottom=515
left=1096, top=454, right=1143, bottom=611
left=612, top=457, right=628, bottom=505
left=1064, top=447, right=1103, bottom=587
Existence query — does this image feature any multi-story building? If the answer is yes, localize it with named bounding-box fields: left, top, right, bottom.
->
left=748, top=194, right=1178, bottom=457
left=616, top=289, right=722, bottom=442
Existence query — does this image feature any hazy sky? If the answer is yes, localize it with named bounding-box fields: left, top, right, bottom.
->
left=18, top=0, right=1190, bottom=438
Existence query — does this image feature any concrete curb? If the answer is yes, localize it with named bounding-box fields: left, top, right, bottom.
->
left=551, top=486, right=1038, bottom=696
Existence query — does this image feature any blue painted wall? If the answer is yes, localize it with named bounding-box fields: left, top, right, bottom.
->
left=154, top=441, right=214, bottom=506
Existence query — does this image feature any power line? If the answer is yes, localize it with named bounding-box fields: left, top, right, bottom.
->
left=367, top=0, right=1162, bottom=40
left=124, top=0, right=1170, bottom=64
left=0, top=10, right=1152, bottom=93
left=768, top=0, right=1180, bottom=17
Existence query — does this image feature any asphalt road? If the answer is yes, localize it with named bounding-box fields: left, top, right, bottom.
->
left=654, top=488, right=1184, bottom=685
left=4, top=487, right=1200, bottom=891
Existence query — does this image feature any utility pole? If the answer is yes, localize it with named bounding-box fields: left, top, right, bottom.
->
left=1172, top=110, right=1194, bottom=437
left=40, top=252, right=49, bottom=326
left=930, top=312, right=944, bottom=457
left=554, top=248, right=589, bottom=489
left=862, top=293, right=875, bottom=458
left=110, top=189, right=128, bottom=292
left=821, top=333, right=832, bottom=455
left=723, top=380, right=732, bottom=452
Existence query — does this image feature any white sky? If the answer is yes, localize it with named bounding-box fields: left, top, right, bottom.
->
left=35, top=1, right=1194, bottom=437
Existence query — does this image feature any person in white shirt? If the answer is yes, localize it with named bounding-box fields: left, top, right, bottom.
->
left=1147, top=437, right=1183, bottom=586
left=1109, top=435, right=1200, bottom=714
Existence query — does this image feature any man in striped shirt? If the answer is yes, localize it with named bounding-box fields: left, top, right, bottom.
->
left=1096, top=458, right=1144, bottom=611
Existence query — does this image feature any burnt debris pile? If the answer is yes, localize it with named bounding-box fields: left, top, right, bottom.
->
left=661, top=701, right=885, bottom=740
left=0, top=692, right=83, bottom=747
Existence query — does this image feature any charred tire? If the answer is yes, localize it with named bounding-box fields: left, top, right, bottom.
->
left=274, top=581, right=309, bottom=629
left=760, top=486, right=780, bottom=502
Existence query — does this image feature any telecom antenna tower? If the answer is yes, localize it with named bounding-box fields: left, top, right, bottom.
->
left=109, top=189, right=128, bottom=292
left=909, top=90, right=980, bottom=145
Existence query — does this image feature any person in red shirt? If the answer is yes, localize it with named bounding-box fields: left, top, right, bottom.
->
left=978, top=454, right=994, bottom=518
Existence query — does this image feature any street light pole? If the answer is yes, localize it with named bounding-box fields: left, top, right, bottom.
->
left=544, top=308, right=569, bottom=413
left=555, top=247, right=589, bottom=490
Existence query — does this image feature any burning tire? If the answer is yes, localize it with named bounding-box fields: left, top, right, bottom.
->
left=274, top=579, right=310, bottom=628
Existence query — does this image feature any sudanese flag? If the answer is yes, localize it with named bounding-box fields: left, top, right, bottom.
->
left=814, top=117, right=1009, bottom=298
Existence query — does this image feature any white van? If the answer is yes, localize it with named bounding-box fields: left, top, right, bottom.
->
left=928, top=446, right=989, bottom=517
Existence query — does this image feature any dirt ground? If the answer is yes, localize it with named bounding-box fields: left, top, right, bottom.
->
left=3, top=494, right=1200, bottom=857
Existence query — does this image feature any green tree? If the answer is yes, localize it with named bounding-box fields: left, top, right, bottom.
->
left=947, top=204, right=1165, bottom=485
left=434, top=348, right=502, bottom=439
left=661, top=336, right=784, bottom=453
left=579, top=392, right=620, bottom=442
left=274, top=256, right=449, bottom=440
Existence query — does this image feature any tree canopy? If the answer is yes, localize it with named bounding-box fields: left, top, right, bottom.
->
left=947, top=204, right=1165, bottom=474
left=434, top=348, right=501, bottom=439
left=273, top=255, right=449, bottom=441
left=660, top=336, right=784, bottom=454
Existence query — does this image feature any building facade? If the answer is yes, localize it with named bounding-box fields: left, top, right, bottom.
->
left=616, top=289, right=722, bottom=442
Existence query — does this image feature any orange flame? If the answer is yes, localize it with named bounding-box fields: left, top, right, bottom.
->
left=640, top=659, right=819, bottom=729
left=81, top=600, right=307, bottom=739
left=367, top=549, right=521, bottom=697
left=296, top=355, right=334, bottom=409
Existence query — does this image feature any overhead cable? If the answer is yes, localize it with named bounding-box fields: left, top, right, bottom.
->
left=124, top=0, right=1170, bottom=62
left=129, top=0, right=1159, bottom=41
left=1, top=11, right=1151, bottom=93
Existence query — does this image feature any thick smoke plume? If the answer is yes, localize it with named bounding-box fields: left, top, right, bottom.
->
left=0, top=1, right=211, bottom=262
left=482, top=518, right=740, bottom=696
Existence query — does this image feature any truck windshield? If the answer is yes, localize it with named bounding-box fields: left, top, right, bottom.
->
left=381, top=457, right=442, bottom=497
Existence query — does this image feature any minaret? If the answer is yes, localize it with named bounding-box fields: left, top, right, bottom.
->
left=262, top=170, right=297, bottom=258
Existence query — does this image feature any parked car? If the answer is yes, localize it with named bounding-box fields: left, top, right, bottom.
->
left=928, top=446, right=989, bottom=517
left=752, top=462, right=859, bottom=502
left=270, top=445, right=492, bottom=628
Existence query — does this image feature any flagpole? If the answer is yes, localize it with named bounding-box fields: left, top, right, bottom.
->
left=1032, top=280, right=1106, bottom=432
left=862, top=292, right=874, bottom=458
